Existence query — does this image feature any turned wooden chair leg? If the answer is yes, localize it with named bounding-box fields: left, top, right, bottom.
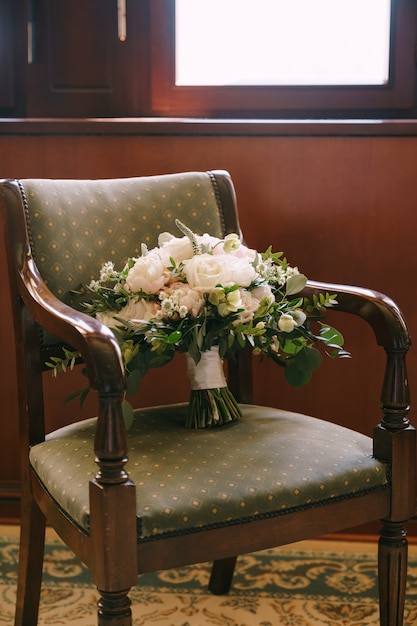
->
left=209, top=556, right=238, bottom=595
left=97, top=589, right=133, bottom=626
left=378, top=520, right=408, bottom=626
left=14, top=498, right=46, bottom=626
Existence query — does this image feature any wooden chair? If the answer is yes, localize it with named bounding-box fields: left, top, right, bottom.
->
left=0, top=171, right=414, bottom=626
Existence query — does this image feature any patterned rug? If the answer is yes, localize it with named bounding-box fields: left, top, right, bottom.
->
left=1, top=526, right=417, bottom=625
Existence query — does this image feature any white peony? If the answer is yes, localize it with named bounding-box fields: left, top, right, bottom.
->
left=197, top=233, right=223, bottom=251
left=117, top=299, right=160, bottom=322
left=161, top=282, right=204, bottom=317
left=231, top=243, right=257, bottom=262
left=158, top=234, right=194, bottom=265
left=236, top=289, right=262, bottom=323
left=226, top=255, right=257, bottom=287
left=96, top=299, right=159, bottom=328
left=95, top=312, right=122, bottom=329
left=125, top=249, right=169, bottom=294
left=251, top=284, right=275, bottom=304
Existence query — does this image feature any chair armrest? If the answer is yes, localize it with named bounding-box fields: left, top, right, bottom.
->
left=19, top=256, right=126, bottom=397
left=303, top=280, right=411, bottom=351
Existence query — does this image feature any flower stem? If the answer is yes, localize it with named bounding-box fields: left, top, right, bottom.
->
left=185, top=387, right=242, bottom=428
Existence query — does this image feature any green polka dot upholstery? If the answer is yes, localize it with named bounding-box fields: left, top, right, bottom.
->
left=29, top=404, right=389, bottom=540
left=19, top=172, right=226, bottom=347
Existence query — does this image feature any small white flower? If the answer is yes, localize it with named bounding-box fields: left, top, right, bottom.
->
left=293, top=310, right=307, bottom=326
left=179, top=305, right=188, bottom=318
left=209, top=287, right=242, bottom=317
left=278, top=314, right=297, bottom=333
left=222, top=233, right=241, bottom=254
left=208, top=287, right=224, bottom=307
left=88, top=279, right=100, bottom=292
left=271, top=335, right=280, bottom=352
left=99, top=261, right=117, bottom=282
left=159, top=282, right=204, bottom=318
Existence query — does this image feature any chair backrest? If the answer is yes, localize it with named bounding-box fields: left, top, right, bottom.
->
left=7, top=171, right=241, bottom=351
left=1, top=171, right=252, bottom=437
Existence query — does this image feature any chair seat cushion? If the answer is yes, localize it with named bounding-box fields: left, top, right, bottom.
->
left=29, top=404, right=389, bottom=540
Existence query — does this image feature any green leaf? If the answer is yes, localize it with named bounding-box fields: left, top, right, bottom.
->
left=284, top=362, right=312, bottom=387
left=64, top=389, right=84, bottom=403
left=218, top=337, right=228, bottom=357
left=280, top=338, right=302, bottom=355
left=126, top=368, right=142, bottom=396
left=79, top=387, right=90, bottom=407
left=187, top=340, right=201, bottom=365
left=168, top=330, right=182, bottom=343
left=319, top=324, right=344, bottom=347
left=63, top=386, right=90, bottom=406
left=285, top=274, right=307, bottom=296
left=122, top=400, right=134, bottom=430
left=294, top=346, right=322, bottom=372
left=148, top=352, right=175, bottom=369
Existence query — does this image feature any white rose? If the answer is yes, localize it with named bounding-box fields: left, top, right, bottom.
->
left=125, top=249, right=169, bottom=294
left=183, top=253, right=232, bottom=291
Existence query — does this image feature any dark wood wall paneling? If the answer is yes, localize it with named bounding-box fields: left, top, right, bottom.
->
left=0, top=0, right=149, bottom=119
left=0, top=0, right=16, bottom=110
left=0, top=128, right=416, bottom=528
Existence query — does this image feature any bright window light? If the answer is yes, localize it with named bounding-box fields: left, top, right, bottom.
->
left=175, top=0, right=391, bottom=86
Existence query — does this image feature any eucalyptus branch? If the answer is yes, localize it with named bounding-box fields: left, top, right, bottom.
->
left=46, top=348, right=81, bottom=377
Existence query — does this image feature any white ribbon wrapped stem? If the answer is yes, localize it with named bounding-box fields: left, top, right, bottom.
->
left=185, top=346, right=227, bottom=390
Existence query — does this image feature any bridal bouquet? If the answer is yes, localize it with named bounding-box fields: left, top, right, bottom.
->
left=49, top=221, right=348, bottom=428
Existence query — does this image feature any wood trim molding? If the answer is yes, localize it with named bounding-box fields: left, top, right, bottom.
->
left=1, top=118, right=417, bottom=137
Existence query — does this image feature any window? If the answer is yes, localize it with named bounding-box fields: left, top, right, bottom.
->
left=176, top=0, right=391, bottom=87
left=2, top=0, right=416, bottom=119
left=150, top=0, right=417, bottom=118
